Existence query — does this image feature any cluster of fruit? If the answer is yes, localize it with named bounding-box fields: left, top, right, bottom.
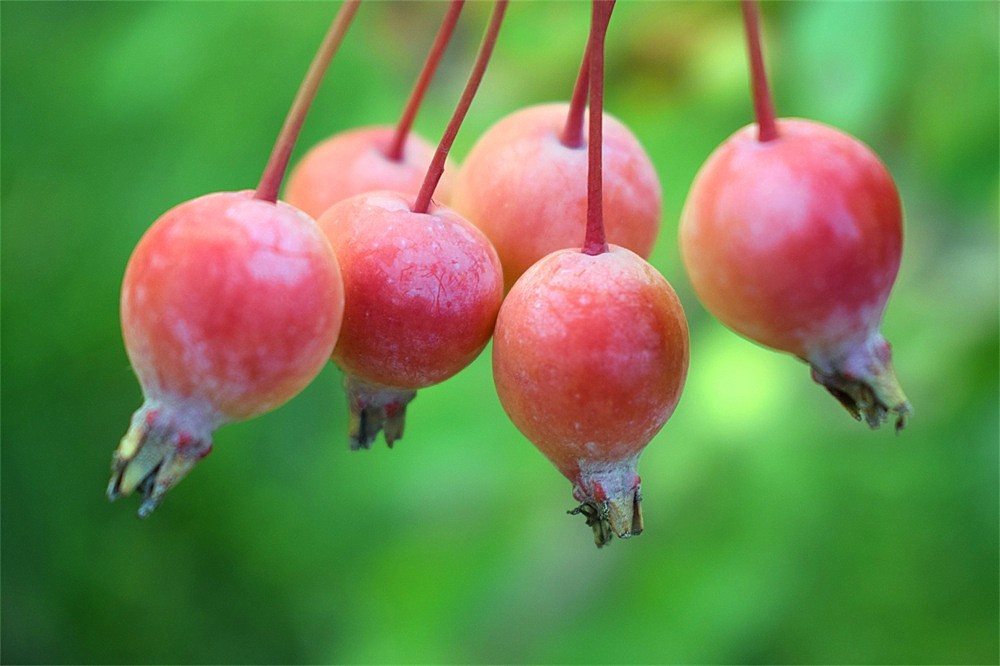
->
left=106, top=0, right=910, bottom=547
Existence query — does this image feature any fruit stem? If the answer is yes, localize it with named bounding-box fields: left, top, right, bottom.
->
left=254, top=0, right=361, bottom=204
left=385, top=0, right=466, bottom=162
left=412, top=0, right=508, bottom=215
left=582, top=0, right=614, bottom=256
left=740, top=0, right=778, bottom=143
left=560, top=42, right=590, bottom=149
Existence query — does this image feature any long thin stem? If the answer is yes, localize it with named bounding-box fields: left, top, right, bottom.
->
left=254, top=0, right=361, bottom=203
left=740, top=0, right=778, bottom=142
left=561, top=42, right=590, bottom=149
left=412, top=0, right=508, bottom=214
left=386, top=0, right=466, bottom=162
left=582, top=0, right=614, bottom=256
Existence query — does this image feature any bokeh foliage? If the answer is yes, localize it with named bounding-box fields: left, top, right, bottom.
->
left=2, top=2, right=997, bottom=664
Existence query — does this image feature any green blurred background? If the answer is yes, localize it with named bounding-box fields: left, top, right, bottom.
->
left=2, top=1, right=997, bottom=663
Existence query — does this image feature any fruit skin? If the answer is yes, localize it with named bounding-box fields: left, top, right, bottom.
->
left=451, top=103, right=662, bottom=291
left=318, top=190, right=504, bottom=448
left=111, top=190, right=345, bottom=515
left=679, top=118, right=909, bottom=428
left=285, top=126, right=455, bottom=220
left=493, top=246, right=689, bottom=545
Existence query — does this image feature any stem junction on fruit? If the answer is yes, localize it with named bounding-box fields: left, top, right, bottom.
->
left=741, top=0, right=778, bottom=143
left=581, top=0, right=615, bottom=256
left=560, top=42, right=590, bottom=149
left=412, top=0, right=508, bottom=214
left=386, top=0, right=465, bottom=162
left=254, top=0, right=361, bottom=204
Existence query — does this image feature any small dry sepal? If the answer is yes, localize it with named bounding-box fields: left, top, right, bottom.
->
left=344, top=375, right=417, bottom=450
left=107, top=402, right=214, bottom=518
left=569, top=458, right=644, bottom=548
left=809, top=333, right=911, bottom=432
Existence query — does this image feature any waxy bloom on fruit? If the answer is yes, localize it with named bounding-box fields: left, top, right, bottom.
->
left=452, top=103, right=661, bottom=291
left=679, top=118, right=910, bottom=429
left=493, top=246, right=689, bottom=546
left=110, top=191, right=345, bottom=516
left=318, top=191, right=504, bottom=449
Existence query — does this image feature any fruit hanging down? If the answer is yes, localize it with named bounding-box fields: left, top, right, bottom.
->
left=112, top=192, right=345, bottom=515
left=108, top=2, right=358, bottom=516
left=320, top=0, right=509, bottom=450
left=318, top=192, right=503, bottom=449
left=679, top=119, right=909, bottom=429
left=493, top=247, right=689, bottom=545
left=451, top=85, right=661, bottom=291
left=679, top=1, right=910, bottom=430
left=492, top=0, right=689, bottom=546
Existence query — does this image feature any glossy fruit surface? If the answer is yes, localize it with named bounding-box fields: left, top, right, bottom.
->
left=320, top=190, right=502, bottom=388
left=493, top=246, right=689, bottom=544
left=123, top=191, right=344, bottom=417
left=451, top=103, right=661, bottom=291
left=112, top=190, right=344, bottom=514
left=285, top=126, right=455, bottom=220
left=318, top=190, right=503, bottom=448
left=680, top=118, right=909, bottom=427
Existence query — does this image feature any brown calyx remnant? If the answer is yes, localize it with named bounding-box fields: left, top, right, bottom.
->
left=344, top=375, right=418, bottom=450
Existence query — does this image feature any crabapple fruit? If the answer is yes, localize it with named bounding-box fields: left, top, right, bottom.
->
left=318, top=191, right=504, bottom=449
left=284, top=126, right=456, bottom=220
left=107, top=1, right=358, bottom=516
left=314, top=0, right=508, bottom=449
left=493, top=246, right=689, bottom=546
left=679, top=118, right=910, bottom=429
left=110, top=191, right=345, bottom=516
left=489, top=0, right=688, bottom=547
left=451, top=103, right=662, bottom=292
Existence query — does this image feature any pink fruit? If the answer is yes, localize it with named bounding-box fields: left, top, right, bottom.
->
left=451, top=103, right=661, bottom=291
left=285, top=126, right=456, bottom=220
left=493, top=246, right=689, bottom=545
left=318, top=190, right=504, bottom=448
left=312, top=0, right=509, bottom=449
left=679, top=118, right=910, bottom=428
left=108, top=2, right=359, bottom=517
left=111, top=191, right=344, bottom=515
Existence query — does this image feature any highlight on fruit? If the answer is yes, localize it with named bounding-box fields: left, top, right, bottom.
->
left=679, top=0, right=910, bottom=430
left=110, top=0, right=913, bottom=547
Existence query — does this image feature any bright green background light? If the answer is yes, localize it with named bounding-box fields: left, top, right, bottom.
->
left=2, top=2, right=997, bottom=664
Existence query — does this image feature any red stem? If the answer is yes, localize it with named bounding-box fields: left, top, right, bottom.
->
left=740, top=0, right=778, bottom=142
left=412, top=0, right=508, bottom=214
left=561, top=42, right=590, bottom=149
left=582, top=0, right=614, bottom=256
left=386, top=0, right=466, bottom=162
left=254, top=0, right=361, bottom=203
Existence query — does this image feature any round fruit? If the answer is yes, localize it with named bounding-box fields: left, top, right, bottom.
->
left=111, top=191, right=344, bottom=515
left=493, top=245, right=689, bottom=545
left=679, top=118, right=909, bottom=428
left=318, top=190, right=504, bottom=448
